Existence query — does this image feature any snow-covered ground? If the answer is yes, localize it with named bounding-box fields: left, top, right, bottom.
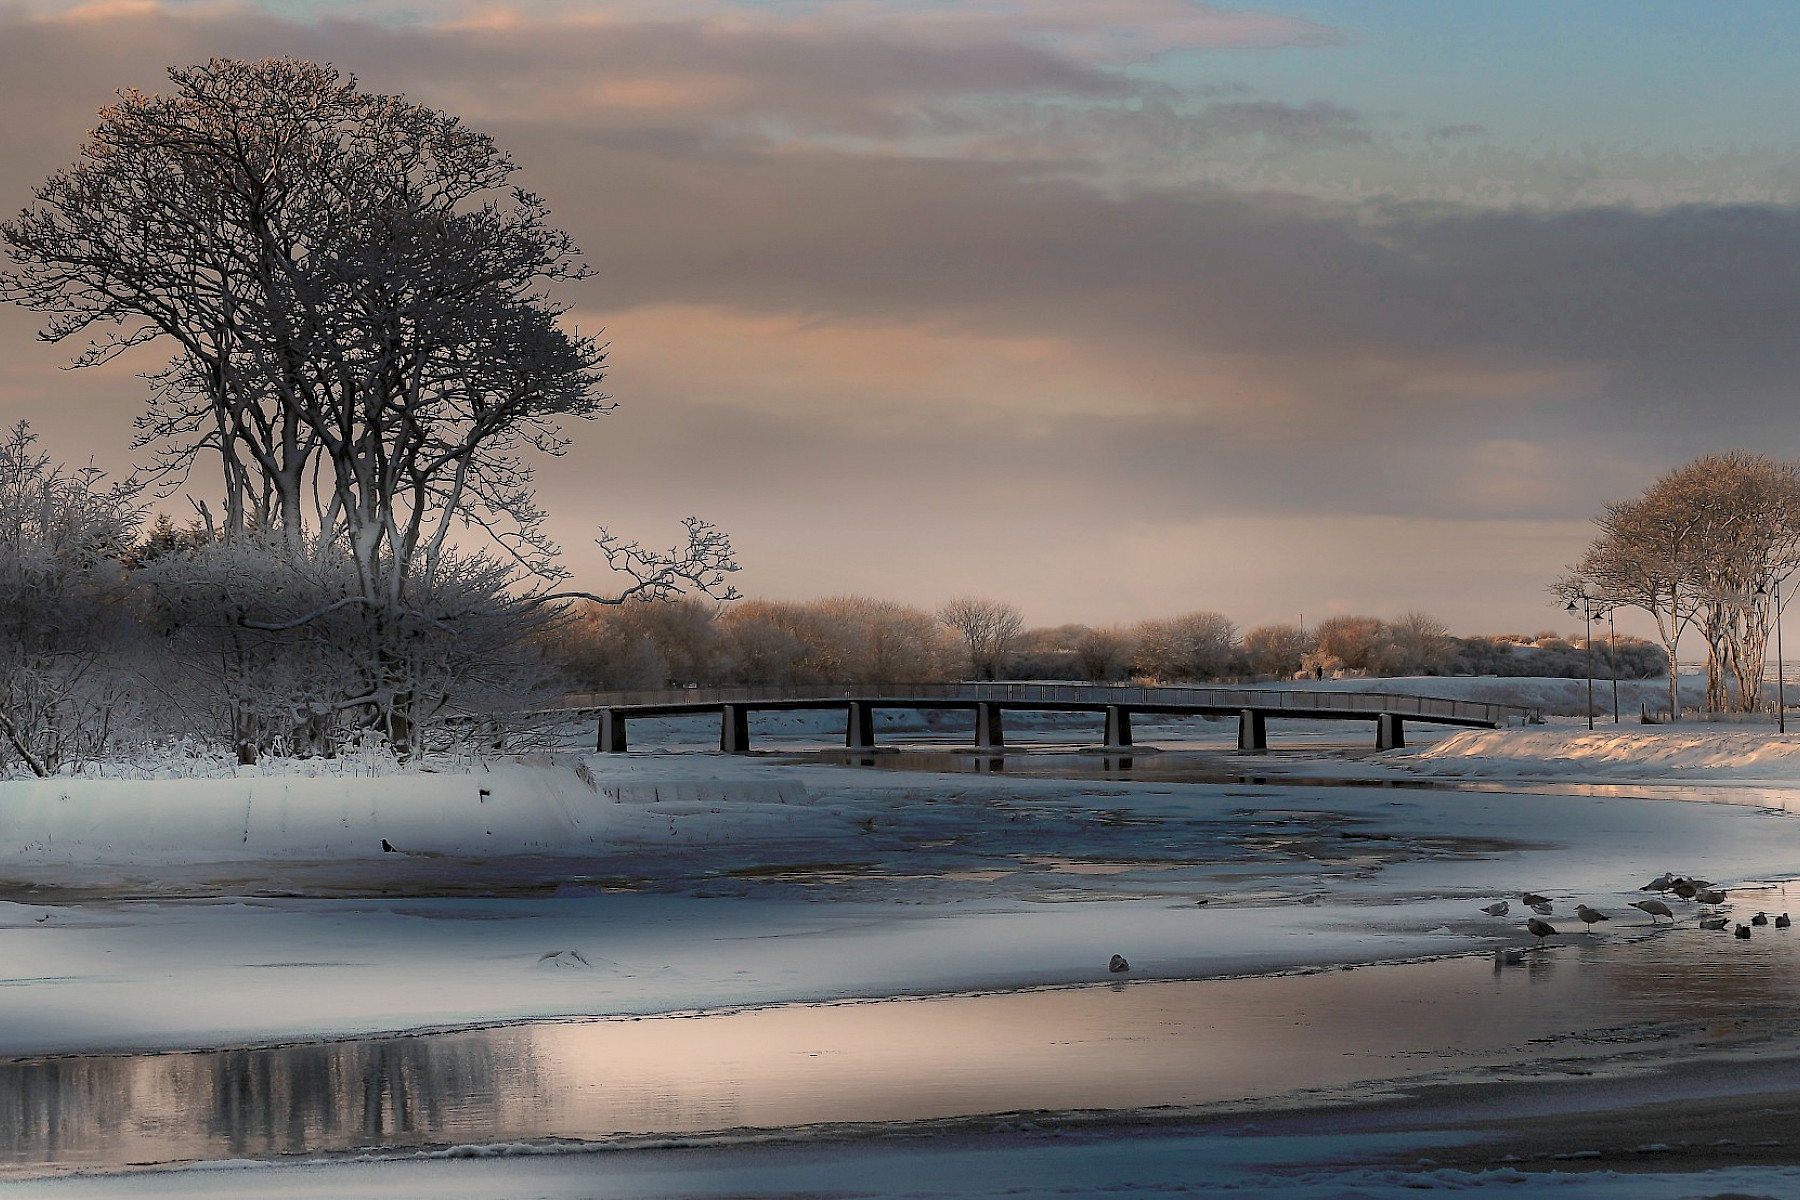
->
left=9, top=679, right=1800, bottom=1196
left=1403, top=724, right=1800, bottom=780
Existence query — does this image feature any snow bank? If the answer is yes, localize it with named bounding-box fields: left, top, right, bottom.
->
left=1401, top=726, right=1800, bottom=779
left=0, top=762, right=808, bottom=868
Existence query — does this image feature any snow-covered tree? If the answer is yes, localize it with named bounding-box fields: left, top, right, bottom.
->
left=937, top=597, right=1025, bottom=681
left=4, top=58, right=736, bottom=756
left=1561, top=452, right=1800, bottom=715
left=1130, top=611, right=1238, bottom=682
left=0, top=425, right=142, bottom=775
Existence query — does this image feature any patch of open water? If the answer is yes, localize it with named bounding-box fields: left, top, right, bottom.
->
left=8, top=906, right=1800, bottom=1178
left=798, top=748, right=1800, bottom=813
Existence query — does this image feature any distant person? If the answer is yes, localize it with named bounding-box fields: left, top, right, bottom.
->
left=1314, top=665, right=1324, bottom=682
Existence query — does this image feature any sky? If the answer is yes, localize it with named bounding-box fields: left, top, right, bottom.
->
left=3, top=1, right=1800, bottom=635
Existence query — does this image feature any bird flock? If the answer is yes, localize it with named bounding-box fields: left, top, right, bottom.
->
left=1479, top=872, right=1790, bottom=951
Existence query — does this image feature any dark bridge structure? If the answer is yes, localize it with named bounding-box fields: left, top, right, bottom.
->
left=561, top=683, right=1542, bottom=755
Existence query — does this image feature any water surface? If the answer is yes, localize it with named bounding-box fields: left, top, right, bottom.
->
left=8, top=914, right=1800, bottom=1176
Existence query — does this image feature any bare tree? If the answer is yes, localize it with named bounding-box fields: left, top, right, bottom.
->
left=1561, top=452, right=1800, bottom=715
left=1309, top=615, right=1393, bottom=676
left=1389, top=611, right=1456, bottom=675
left=937, top=596, right=1025, bottom=680
left=1074, top=626, right=1136, bottom=681
left=1242, top=623, right=1314, bottom=679
left=1130, top=611, right=1238, bottom=682
left=3, top=58, right=736, bottom=755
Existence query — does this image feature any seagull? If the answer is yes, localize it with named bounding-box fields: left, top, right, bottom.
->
left=1696, top=889, right=1727, bottom=906
left=1529, top=901, right=1554, bottom=916
left=1672, top=881, right=1698, bottom=901
left=381, top=838, right=398, bottom=854
left=1752, top=912, right=1770, bottom=927
left=1521, top=892, right=1552, bottom=908
left=1779, top=913, right=1793, bottom=930
left=1493, top=948, right=1527, bottom=967
left=1700, top=916, right=1729, bottom=931
left=1481, top=901, right=1510, bottom=917
left=1108, top=954, right=1130, bottom=974
left=1526, top=917, right=1557, bottom=943
left=1735, top=924, right=1752, bottom=940
left=1630, top=899, right=1674, bottom=924
left=1575, top=904, right=1610, bottom=933
left=1640, top=873, right=1676, bottom=892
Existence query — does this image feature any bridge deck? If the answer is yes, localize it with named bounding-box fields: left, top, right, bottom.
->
left=558, top=683, right=1539, bottom=754
left=560, top=683, right=1537, bottom=728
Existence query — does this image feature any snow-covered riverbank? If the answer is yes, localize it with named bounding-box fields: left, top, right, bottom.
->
left=4, top=741, right=1800, bottom=1055
left=10, top=713, right=1800, bottom=1195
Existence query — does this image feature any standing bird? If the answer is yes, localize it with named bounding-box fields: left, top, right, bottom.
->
left=1735, top=924, right=1752, bottom=940
left=1696, top=889, right=1727, bottom=906
left=1522, top=892, right=1552, bottom=908
left=1640, top=873, right=1676, bottom=892
left=1526, top=917, right=1557, bottom=944
left=1575, top=904, right=1610, bottom=933
left=1630, top=899, right=1674, bottom=924
left=1672, top=881, right=1698, bottom=901
left=1778, top=913, right=1793, bottom=930
left=1752, top=912, right=1770, bottom=927
left=1480, top=901, right=1510, bottom=917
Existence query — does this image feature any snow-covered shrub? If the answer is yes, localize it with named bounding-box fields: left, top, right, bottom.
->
left=136, top=537, right=557, bottom=762
left=0, top=424, right=145, bottom=776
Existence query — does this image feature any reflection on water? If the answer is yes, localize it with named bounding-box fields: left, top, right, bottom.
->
left=9, top=918, right=1800, bottom=1175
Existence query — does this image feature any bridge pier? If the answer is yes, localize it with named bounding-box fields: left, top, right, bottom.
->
left=845, top=701, right=876, bottom=749
left=975, top=702, right=1005, bottom=750
left=1237, top=709, right=1268, bottom=753
left=1103, top=705, right=1133, bottom=748
left=596, top=709, right=628, bottom=753
left=720, top=704, right=751, bottom=753
left=1376, top=713, right=1405, bottom=750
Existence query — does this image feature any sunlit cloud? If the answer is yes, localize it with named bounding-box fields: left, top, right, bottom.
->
left=0, top=0, right=1796, bottom=627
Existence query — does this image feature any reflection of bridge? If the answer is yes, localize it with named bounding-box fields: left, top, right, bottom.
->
left=561, top=683, right=1542, bottom=755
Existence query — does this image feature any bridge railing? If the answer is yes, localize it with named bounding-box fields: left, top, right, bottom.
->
left=556, top=682, right=1540, bottom=728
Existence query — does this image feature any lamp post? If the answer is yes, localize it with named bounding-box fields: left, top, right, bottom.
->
left=1566, top=595, right=1597, bottom=731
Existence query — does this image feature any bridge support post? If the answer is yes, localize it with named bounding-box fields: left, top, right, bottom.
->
left=846, top=701, right=876, bottom=749
left=1237, top=709, right=1268, bottom=753
left=1103, top=705, right=1133, bottom=749
left=597, top=709, right=628, bottom=753
left=1376, top=713, right=1405, bottom=750
left=975, top=702, right=1005, bottom=750
left=720, top=704, right=752, bottom=754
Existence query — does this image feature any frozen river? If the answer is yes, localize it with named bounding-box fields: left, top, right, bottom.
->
left=7, top=731, right=1800, bottom=1194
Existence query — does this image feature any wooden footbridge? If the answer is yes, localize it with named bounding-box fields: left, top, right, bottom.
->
left=559, top=683, right=1542, bottom=754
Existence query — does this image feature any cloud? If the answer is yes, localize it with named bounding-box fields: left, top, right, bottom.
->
left=1, top=0, right=1796, bottom=628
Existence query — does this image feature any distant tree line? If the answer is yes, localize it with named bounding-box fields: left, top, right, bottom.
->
left=557, top=596, right=1666, bottom=693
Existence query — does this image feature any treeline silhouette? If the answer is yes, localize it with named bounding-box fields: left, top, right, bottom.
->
left=554, top=599, right=1668, bottom=690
